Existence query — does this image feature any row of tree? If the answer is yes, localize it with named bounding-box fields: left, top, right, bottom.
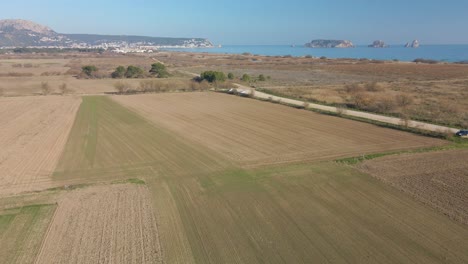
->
left=198, top=71, right=270, bottom=83
left=81, top=63, right=169, bottom=79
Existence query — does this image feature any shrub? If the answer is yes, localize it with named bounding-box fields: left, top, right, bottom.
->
left=59, top=83, right=68, bottom=94
left=365, top=82, right=383, bottom=92
left=395, top=93, right=414, bottom=108
left=138, top=80, right=161, bottom=92
left=111, top=66, right=126, bottom=79
left=149, top=63, right=170, bottom=78
left=125, top=65, right=145, bottom=78
left=200, top=71, right=226, bottom=83
left=352, top=92, right=373, bottom=109
left=114, top=81, right=132, bottom=94
left=40, top=71, right=62, bottom=76
left=241, top=74, right=251, bottom=82
left=41, top=82, right=50, bottom=95
left=227, top=72, right=234, bottom=80
left=305, top=55, right=313, bottom=58
left=374, top=96, right=396, bottom=113
left=344, top=83, right=363, bottom=94
left=320, top=56, right=327, bottom=60
left=258, top=74, right=266, bottom=82
left=0, top=72, right=34, bottom=77
left=81, top=65, right=98, bottom=77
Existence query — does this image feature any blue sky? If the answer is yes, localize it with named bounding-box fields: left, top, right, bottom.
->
left=1, top=0, right=467, bottom=45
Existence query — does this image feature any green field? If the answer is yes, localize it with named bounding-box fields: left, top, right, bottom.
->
left=0, top=204, right=56, bottom=264
left=48, top=96, right=468, bottom=263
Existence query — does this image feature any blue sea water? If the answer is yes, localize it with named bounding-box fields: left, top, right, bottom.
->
left=164, top=45, right=468, bottom=62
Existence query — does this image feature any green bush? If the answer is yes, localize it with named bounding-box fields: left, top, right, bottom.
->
left=81, top=65, right=98, bottom=77
left=149, top=63, right=170, bottom=78
left=227, top=72, right=234, bottom=80
left=200, top=71, right=226, bottom=83
left=111, top=66, right=126, bottom=79
left=241, top=74, right=251, bottom=82
left=258, top=74, right=266, bottom=81
left=125, top=66, right=144, bottom=78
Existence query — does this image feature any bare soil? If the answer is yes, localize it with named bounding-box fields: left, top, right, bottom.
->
left=35, top=184, right=162, bottom=264
left=114, top=92, right=445, bottom=167
left=0, top=96, right=81, bottom=196
left=358, top=149, right=468, bottom=225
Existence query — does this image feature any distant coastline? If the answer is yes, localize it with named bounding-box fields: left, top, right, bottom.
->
left=162, top=44, right=468, bottom=62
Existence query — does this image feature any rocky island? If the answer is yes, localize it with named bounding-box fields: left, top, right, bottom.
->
left=369, top=40, right=387, bottom=48
left=405, top=40, right=420, bottom=48
left=305, top=39, right=354, bottom=48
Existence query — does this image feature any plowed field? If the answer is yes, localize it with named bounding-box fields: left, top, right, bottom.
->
left=114, top=93, right=445, bottom=167
left=0, top=96, right=81, bottom=196
left=35, top=184, right=162, bottom=264
left=359, top=149, right=468, bottom=225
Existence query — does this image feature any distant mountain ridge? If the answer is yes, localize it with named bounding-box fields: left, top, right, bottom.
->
left=0, top=19, right=213, bottom=49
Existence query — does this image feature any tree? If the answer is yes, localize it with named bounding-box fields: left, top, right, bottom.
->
left=258, top=74, right=266, bottom=81
left=227, top=72, right=234, bottom=80
left=81, top=65, right=98, bottom=77
left=200, top=71, right=226, bottom=83
left=241, top=74, right=251, bottom=82
left=111, top=66, right=126, bottom=79
left=125, top=66, right=144, bottom=78
left=149, top=63, right=169, bottom=78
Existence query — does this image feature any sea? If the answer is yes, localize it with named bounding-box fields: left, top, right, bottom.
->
left=163, top=45, right=468, bottom=62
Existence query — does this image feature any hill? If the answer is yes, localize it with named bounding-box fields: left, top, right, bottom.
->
left=0, top=19, right=213, bottom=49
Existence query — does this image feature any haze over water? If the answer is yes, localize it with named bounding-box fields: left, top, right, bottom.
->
left=165, top=45, right=468, bottom=62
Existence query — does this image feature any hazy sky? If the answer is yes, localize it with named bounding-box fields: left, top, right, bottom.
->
left=1, top=0, right=467, bottom=45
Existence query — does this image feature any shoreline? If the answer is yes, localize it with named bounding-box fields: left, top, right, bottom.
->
left=161, top=44, right=468, bottom=63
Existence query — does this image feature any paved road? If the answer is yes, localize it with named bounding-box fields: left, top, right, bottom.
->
left=233, top=84, right=459, bottom=134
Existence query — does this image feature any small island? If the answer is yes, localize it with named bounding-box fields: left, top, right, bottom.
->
left=369, top=40, right=387, bottom=48
left=405, top=40, right=420, bottom=48
left=305, top=39, right=354, bottom=48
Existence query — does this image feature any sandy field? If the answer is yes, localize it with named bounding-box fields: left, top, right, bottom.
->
left=0, top=96, right=81, bottom=196
left=358, top=149, right=468, bottom=225
left=114, top=92, right=445, bottom=167
left=35, top=184, right=162, bottom=264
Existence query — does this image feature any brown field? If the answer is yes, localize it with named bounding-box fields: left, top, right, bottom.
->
left=35, top=184, right=162, bottom=264
left=0, top=96, right=80, bottom=196
left=150, top=51, right=468, bottom=127
left=2, top=52, right=467, bottom=128
left=358, top=149, right=468, bottom=225
left=1, top=52, right=467, bottom=263
left=114, top=92, right=445, bottom=167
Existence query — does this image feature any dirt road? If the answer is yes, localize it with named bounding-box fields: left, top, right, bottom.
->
left=233, top=83, right=459, bottom=134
